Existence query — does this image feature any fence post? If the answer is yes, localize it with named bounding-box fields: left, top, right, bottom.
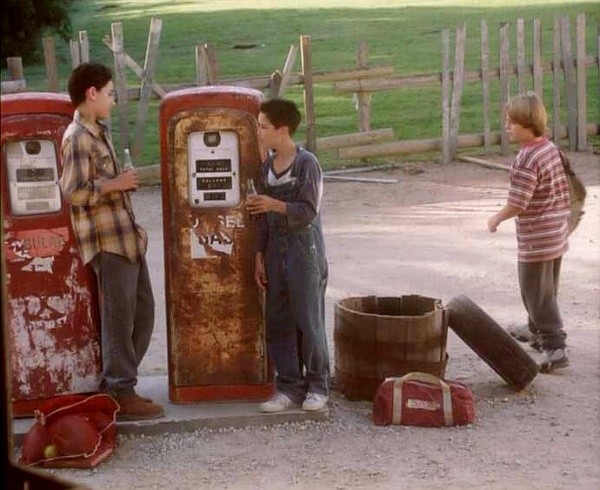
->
left=448, top=23, right=466, bottom=161
left=70, top=40, right=81, bottom=68
left=269, top=70, right=282, bottom=99
left=111, top=22, right=129, bottom=152
left=42, top=37, right=59, bottom=92
left=480, top=20, right=491, bottom=154
left=356, top=40, right=371, bottom=132
left=132, top=17, right=163, bottom=162
left=300, top=35, right=316, bottom=154
left=516, top=18, right=526, bottom=93
left=560, top=15, right=577, bottom=151
left=205, top=44, right=219, bottom=85
left=533, top=19, right=543, bottom=97
left=195, top=45, right=208, bottom=86
left=499, top=22, right=511, bottom=156
left=552, top=16, right=562, bottom=143
left=441, top=29, right=451, bottom=164
left=79, top=31, right=90, bottom=63
left=576, top=13, right=587, bottom=151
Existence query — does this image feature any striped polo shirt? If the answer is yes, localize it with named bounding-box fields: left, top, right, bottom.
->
left=507, top=137, right=570, bottom=263
left=59, top=111, right=147, bottom=265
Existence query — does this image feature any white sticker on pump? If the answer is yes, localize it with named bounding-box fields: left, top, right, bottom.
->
left=5, top=140, right=61, bottom=216
left=187, top=130, right=240, bottom=208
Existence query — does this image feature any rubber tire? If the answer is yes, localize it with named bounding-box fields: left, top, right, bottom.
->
left=447, top=295, right=539, bottom=390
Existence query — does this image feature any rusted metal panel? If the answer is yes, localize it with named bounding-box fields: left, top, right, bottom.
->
left=160, top=88, right=271, bottom=401
left=1, top=94, right=101, bottom=416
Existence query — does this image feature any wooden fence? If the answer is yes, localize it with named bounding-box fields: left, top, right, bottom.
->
left=2, top=13, right=599, bottom=165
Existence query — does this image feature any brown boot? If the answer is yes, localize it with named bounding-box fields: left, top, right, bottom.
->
left=115, top=393, right=164, bottom=421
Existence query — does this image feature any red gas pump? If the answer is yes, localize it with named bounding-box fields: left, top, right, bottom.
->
left=160, top=86, right=272, bottom=402
left=1, top=92, right=102, bottom=417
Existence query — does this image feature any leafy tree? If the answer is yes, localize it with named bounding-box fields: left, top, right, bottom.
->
left=1, top=0, right=73, bottom=67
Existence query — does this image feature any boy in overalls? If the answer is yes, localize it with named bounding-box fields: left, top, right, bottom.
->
left=247, top=99, right=330, bottom=412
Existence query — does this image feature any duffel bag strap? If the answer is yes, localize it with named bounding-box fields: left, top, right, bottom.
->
left=391, top=372, right=454, bottom=426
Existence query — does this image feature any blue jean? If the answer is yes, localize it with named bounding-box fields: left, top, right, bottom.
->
left=265, top=224, right=329, bottom=402
left=90, top=252, right=155, bottom=395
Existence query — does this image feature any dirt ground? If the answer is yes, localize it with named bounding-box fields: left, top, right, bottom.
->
left=46, top=150, right=599, bottom=489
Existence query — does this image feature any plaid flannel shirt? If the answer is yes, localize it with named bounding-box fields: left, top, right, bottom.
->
left=59, top=111, right=147, bottom=265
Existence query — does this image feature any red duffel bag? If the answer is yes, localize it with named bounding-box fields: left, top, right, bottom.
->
left=20, top=393, right=119, bottom=468
left=373, top=372, right=475, bottom=427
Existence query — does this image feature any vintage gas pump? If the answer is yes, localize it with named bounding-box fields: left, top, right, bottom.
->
left=1, top=93, right=101, bottom=416
left=160, top=86, right=272, bottom=402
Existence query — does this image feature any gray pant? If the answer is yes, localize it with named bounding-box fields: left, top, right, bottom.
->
left=518, top=257, right=566, bottom=351
left=90, top=252, right=155, bottom=395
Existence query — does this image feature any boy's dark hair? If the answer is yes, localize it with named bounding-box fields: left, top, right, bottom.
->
left=68, top=62, right=113, bottom=107
left=259, top=99, right=302, bottom=135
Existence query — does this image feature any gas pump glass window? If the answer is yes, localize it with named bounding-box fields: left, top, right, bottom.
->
left=188, top=130, right=241, bottom=208
left=4, top=139, right=62, bottom=216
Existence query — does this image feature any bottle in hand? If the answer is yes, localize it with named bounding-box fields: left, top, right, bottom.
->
left=123, top=148, right=136, bottom=192
left=247, top=178, right=259, bottom=220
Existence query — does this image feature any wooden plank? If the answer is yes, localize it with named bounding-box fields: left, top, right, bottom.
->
left=42, top=37, right=59, bottom=92
left=300, top=35, right=317, bottom=153
left=277, top=45, right=298, bottom=98
left=480, top=20, right=491, bottom=154
left=69, top=40, right=80, bottom=69
left=500, top=22, right=511, bottom=156
left=459, top=155, right=510, bottom=172
left=576, top=13, right=587, bottom=150
left=356, top=40, right=371, bottom=132
left=132, top=17, right=163, bottom=161
left=111, top=22, right=130, bottom=153
left=552, top=16, right=561, bottom=145
left=79, top=31, right=90, bottom=63
left=195, top=44, right=208, bottom=86
left=334, top=56, right=597, bottom=93
left=315, top=65, right=394, bottom=84
left=441, top=29, right=451, bottom=164
left=324, top=162, right=401, bottom=175
left=533, top=18, right=543, bottom=97
left=448, top=23, right=466, bottom=160
left=1, top=80, right=27, bottom=93
left=102, top=36, right=167, bottom=98
left=517, top=18, right=526, bottom=93
left=205, top=43, right=219, bottom=84
left=337, top=123, right=599, bottom=160
left=316, top=128, right=395, bottom=150
left=560, top=15, right=577, bottom=151
left=323, top=175, right=398, bottom=184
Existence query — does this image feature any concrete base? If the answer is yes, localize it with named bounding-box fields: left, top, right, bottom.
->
left=12, top=375, right=329, bottom=444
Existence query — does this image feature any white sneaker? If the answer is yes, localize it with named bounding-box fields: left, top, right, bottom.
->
left=302, top=393, right=329, bottom=411
left=259, top=392, right=298, bottom=413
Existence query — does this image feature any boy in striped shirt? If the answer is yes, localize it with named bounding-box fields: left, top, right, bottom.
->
left=487, top=92, right=570, bottom=373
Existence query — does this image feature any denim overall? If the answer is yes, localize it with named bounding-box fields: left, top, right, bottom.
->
left=261, top=163, right=329, bottom=401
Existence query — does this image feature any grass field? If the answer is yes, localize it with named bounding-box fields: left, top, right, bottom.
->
left=2, top=0, right=599, bottom=168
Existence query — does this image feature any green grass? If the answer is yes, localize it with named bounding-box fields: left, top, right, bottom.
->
left=2, top=0, right=599, bottom=169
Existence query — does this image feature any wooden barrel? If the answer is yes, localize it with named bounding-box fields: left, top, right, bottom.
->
left=334, top=295, right=448, bottom=401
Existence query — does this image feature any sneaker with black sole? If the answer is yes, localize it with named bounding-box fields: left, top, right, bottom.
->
left=539, top=348, right=569, bottom=373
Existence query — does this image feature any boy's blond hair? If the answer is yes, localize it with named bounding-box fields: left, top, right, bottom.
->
left=505, top=91, right=547, bottom=137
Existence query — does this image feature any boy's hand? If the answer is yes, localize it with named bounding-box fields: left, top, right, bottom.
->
left=254, top=254, right=268, bottom=290
left=487, top=215, right=500, bottom=233
left=116, top=168, right=139, bottom=191
left=246, top=195, right=285, bottom=215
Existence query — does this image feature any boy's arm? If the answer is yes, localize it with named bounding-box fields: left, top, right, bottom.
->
left=59, top=138, right=137, bottom=206
left=488, top=204, right=522, bottom=233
